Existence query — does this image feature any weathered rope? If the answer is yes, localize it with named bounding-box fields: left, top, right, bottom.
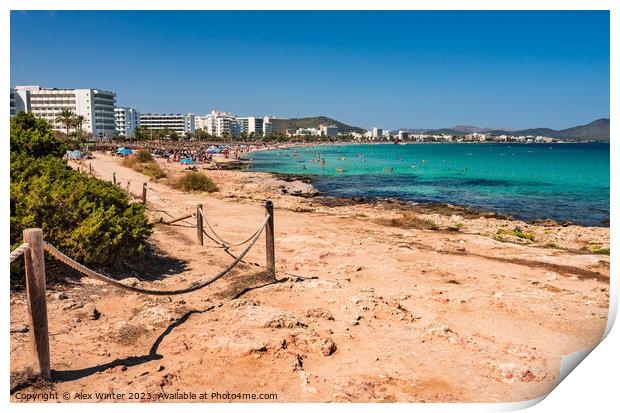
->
left=42, top=215, right=268, bottom=296
left=199, top=209, right=263, bottom=247
left=203, top=228, right=262, bottom=267
left=10, top=243, right=31, bottom=263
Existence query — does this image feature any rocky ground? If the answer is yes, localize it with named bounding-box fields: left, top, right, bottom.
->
left=10, top=154, right=610, bottom=403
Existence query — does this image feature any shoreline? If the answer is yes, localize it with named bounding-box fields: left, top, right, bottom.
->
left=242, top=144, right=609, bottom=229
left=244, top=171, right=609, bottom=229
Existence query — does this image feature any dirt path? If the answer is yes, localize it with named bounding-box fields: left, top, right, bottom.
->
left=10, top=154, right=609, bottom=403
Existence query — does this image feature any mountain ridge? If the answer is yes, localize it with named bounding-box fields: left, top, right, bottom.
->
left=285, top=117, right=609, bottom=140
left=395, top=118, right=609, bottom=141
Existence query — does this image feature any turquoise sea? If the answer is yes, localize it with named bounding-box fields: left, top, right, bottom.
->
left=246, top=143, right=610, bottom=226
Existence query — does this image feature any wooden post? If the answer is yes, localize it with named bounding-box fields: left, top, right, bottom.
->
left=265, top=200, right=275, bottom=274
left=113, top=172, right=116, bottom=185
left=163, top=213, right=193, bottom=225
left=89, top=163, right=92, bottom=174
left=142, top=183, right=147, bottom=204
left=196, top=204, right=204, bottom=246
left=126, top=181, right=130, bottom=194
left=22, top=228, right=51, bottom=379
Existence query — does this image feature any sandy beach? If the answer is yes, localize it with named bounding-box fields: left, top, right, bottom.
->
left=10, top=153, right=609, bottom=402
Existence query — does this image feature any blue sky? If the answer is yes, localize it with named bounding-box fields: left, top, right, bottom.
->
left=11, top=10, right=609, bottom=130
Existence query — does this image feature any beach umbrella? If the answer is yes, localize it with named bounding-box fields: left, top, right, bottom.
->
left=118, top=148, right=133, bottom=155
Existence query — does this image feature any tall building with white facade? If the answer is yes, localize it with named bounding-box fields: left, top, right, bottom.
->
left=11, top=88, right=29, bottom=117
left=14, top=85, right=116, bottom=137
left=195, top=115, right=208, bottom=132
left=320, top=124, right=339, bottom=137
left=372, top=127, right=383, bottom=138
left=115, top=107, right=140, bottom=138
left=139, top=113, right=195, bottom=136
left=198, top=111, right=240, bottom=138
left=185, top=113, right=196, bottom=135
left=238, top=116, right=264, bottom=136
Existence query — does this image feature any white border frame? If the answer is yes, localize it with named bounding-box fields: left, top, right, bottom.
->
left=2, top=2, right=616, bottom=412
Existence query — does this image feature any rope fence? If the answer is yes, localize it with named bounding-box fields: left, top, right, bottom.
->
left=199, top=208, right=262, bottom=247
left=43, top=215, right=269, bottom=296
left=10, top=200, right=276, bottom=379
left=10, top=243, right=30, bottom=263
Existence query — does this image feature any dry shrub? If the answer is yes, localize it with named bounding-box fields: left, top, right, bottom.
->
left=172, top=172, right=218, bottom=193
left=122, top=156, right=166, bottom=179
left=112, top=324, right=149, bottom=345
left=384, top=213, right=439, bottom=230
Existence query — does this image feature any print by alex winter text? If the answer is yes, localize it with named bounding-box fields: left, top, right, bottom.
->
left=8, top=8, right=611, bottom=405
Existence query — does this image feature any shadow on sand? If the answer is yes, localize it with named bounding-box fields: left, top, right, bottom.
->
left=10, top=308, right=209, bottom=394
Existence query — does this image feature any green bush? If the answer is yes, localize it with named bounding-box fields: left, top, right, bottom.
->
left=10, top=112, right=66, bottom=158
left=173, top=172, right=219, bottom=193
left=10, top=114, right=152, bottom=286
left=512, top=230, right=536, bottom=241
left=136, top=150, right=154, bottom=163
left=122, top=156, right=166, bottom=179
left=142, top=162, right=166, bottom=179
left=591, top=247, right=610, bottom=255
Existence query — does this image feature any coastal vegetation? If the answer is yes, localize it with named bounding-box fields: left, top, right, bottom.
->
left=512, top=229, right=536, bottom=242
left=385, top=213, right=439, bottom=231
left=10, top=113, right=152, bottom=286
left=51, top=109, right=91, bottom=144
left=286, top=116, right=365, bottom=134
left=122, top=150, right=166, bottom=179
left=172, top=171, right=219, bottom=193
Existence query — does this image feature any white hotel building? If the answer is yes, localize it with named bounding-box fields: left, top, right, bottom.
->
left=195, top=111, right=240, bottom=138
left=196, top=113, right=288, bottom=138
left=12, top=85, right=117, bottom=137
left=238, top=116, right=264, bottom=136
left=139, top=113, right=195, bottom=136
left=114, top=107, right=140, bottom=138
left=10, top=88, right=31, bottom=117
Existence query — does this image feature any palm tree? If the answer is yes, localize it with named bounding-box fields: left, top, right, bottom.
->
left=73, top=115, right=85, bottom=134
left=55, top=109, right=76, bottom=136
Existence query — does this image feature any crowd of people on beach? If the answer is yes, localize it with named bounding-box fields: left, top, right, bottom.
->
left=93, top=141, right=276, bottom=165
left=91, top=140, right=336, bottom=167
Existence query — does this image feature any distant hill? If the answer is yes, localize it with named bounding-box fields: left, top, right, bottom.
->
left=509, top=128, right=558, bottom=137
left=287, top=116, right=366, bottom=133
left=451, top=125, right=514, bottom=133
left=396, top=118, right=610, bottom=141
left=554, top=118, right=609, bottom=140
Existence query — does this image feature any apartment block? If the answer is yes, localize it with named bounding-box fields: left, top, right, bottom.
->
left=238, top=116, right=265, bottom=136
left=139, top=113, right=195, bottom=136
left=197, top=111, right=240, bottom=138
left=114, top=107, right=140, bottom=138
left=263, top=116, right=289, bottom=136
left=13, top=85, right=116, bottom=137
